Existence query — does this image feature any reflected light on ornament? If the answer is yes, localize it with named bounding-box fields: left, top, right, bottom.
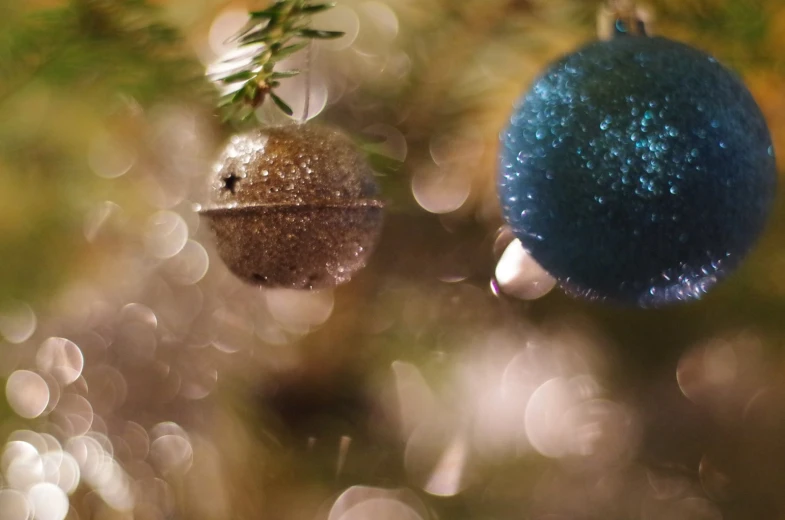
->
left=495, top=239, right=557, bottom=300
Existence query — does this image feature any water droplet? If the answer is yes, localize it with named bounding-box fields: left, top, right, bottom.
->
left=535, top=129, right=546, bottom=140
left=670, top=186, right=680, bottom=195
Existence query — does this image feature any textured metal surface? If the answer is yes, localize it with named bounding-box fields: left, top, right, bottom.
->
left=204, top=204, right=383, bottom=289
left=499, top=36, right=777, bottom=306
left=202, top=124, right=384, bottom=289
left=205, top=124, right=380, bottom=209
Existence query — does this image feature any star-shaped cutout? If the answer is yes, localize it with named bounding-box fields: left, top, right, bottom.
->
left=221, top=172, right=240, bottom=194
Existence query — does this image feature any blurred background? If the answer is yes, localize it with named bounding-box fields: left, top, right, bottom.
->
left=1, top=0, right=785, bottom=519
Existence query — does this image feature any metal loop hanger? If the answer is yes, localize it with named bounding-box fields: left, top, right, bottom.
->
left=597, top=0, right=655, bottom=40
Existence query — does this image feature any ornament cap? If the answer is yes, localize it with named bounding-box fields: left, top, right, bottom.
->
left=598, top=0, right=653, bottom=40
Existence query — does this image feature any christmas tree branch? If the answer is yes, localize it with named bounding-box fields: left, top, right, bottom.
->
left=0, top=0, right=203, bottom=108
left=208, top=0, right=344, bottom=121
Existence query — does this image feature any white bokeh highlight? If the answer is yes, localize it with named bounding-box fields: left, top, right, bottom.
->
left=6, top=371, right=49, bottom=419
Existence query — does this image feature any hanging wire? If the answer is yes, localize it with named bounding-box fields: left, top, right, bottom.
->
left=301, top=40, right=313, bottom=124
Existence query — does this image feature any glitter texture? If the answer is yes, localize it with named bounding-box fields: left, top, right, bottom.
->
left=499, top=36, right=777, bottom=306
left=202, top=125, right=384, bottom=289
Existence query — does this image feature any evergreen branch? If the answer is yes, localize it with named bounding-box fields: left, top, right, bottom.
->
left=207, top=0, right=344, bottom=121
left=0, top=0, right=205, bottom=107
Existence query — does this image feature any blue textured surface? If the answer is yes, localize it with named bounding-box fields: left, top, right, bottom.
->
left=499, top=36, right=777, bottom=306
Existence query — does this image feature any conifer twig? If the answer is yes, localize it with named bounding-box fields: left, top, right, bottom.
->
left=207, top=0, right=344, bottom=121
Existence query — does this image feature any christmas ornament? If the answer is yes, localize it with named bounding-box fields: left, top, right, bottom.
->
left=201, top=124, right=384, bottom=289
left=201, top=2, right=384, bottom=290
left=498, top=23, right=777, bottom=306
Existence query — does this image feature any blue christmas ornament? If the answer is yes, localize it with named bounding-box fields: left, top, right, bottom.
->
left=498, top=35, right=777, bottom=307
